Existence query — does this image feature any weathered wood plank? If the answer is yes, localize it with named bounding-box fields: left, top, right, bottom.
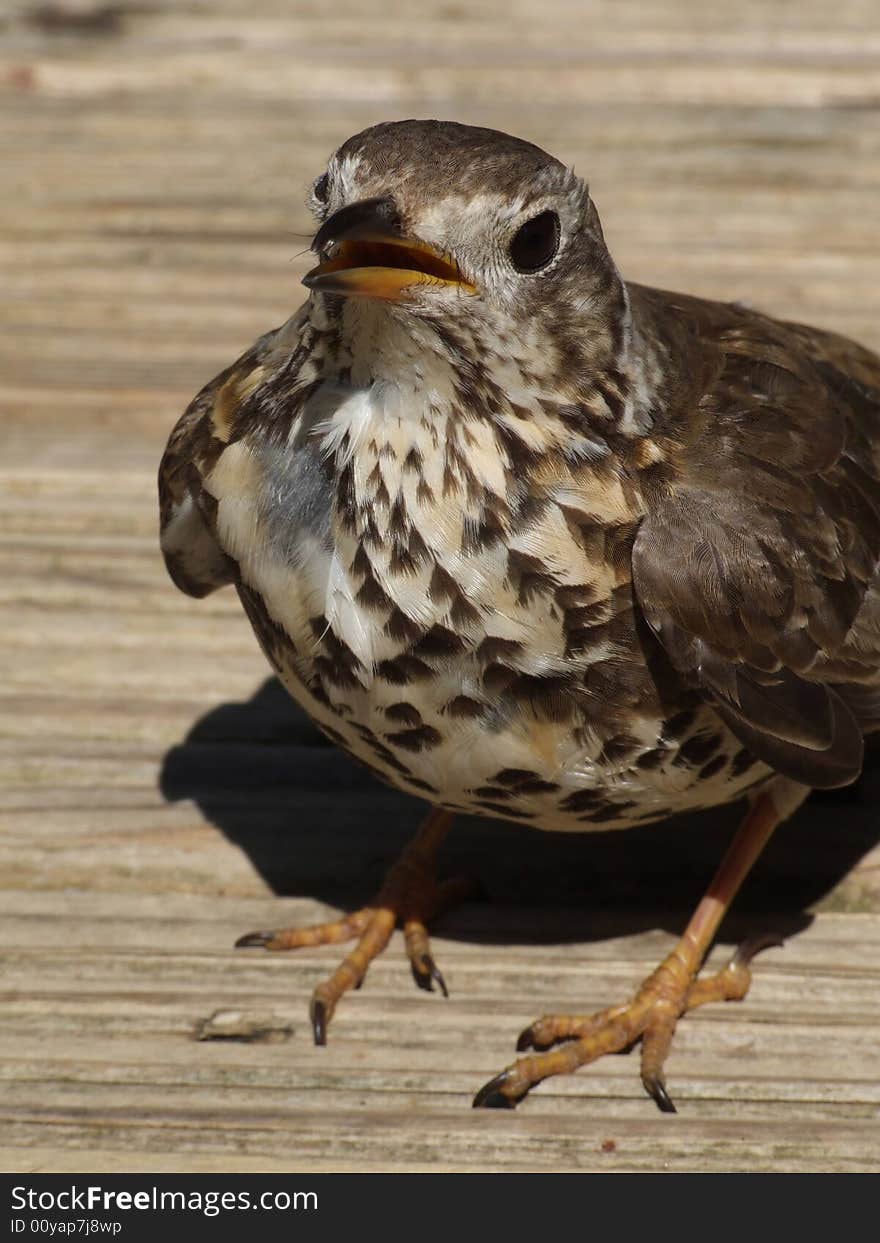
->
left=3, top=892, right=880, bottom=1172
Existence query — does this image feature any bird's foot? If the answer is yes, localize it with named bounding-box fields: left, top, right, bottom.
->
left=236, top=808, right=472, bottom=1042
left=473, top=933, right=781, bottom=1113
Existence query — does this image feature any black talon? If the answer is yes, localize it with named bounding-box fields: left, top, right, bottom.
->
left=473, top=1072, right=517, bottom=1109
left=425, top=955, right=449, bottom=998
left=644, top=1076, right=677, bottom=1114
left=235, top=931, right=275, bottom=948
left=310, top=998, right=327, bottom=1046
left=732, top=932, right=785, bottom=968
left=516, top=1027, right=536, bottom=1052
left=411, top=954, right=449, bottom=997
left=412, top=963, right=432, bottom=993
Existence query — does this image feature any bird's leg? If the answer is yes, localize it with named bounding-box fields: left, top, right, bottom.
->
left=474, top=778, right=808, bottom=1113
left=237, top=807, right=471, bottom=1043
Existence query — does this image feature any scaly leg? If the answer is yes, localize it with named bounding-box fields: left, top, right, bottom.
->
left=237, top=807, right=471, bottom=1043
left=473, top=778, right=808, bottom=1113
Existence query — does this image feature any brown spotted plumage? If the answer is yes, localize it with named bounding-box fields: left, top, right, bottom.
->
left=159, top=120, right=880, bottom=1111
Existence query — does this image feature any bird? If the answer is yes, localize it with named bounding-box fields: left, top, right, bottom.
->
left=158, top=118, right=880, bottom=1113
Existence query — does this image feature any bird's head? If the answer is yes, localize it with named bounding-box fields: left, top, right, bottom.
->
left=303, top=120, right=624, bottom=348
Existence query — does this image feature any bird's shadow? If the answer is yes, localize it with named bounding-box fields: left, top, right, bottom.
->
left=160, top=677, right=880, bottom=948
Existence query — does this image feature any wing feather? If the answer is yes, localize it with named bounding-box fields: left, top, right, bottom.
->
left=630, top=289, right=880, bottom=789
left=157, top=314, right=302, bottom=597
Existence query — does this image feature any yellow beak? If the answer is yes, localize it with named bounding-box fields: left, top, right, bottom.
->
left=303, top=232, right=476, bottom=302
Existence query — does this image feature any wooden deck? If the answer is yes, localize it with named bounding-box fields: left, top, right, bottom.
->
left=2, top=0, right=879, bottom=1173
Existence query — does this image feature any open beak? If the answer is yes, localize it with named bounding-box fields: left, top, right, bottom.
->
left=303, top=196, right=476, bottom=303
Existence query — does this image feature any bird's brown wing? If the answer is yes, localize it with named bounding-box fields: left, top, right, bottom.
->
left=631, top=289, right=880, bottom=788
left=158, top=312, right=304, bottom=597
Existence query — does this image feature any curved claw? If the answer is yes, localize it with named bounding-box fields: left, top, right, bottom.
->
left=412, top=954, right=449, bottom=997
left=643, top=1075, right=677, bottom=1114
left=516, top=1026, right=537, bottom=1053
left=310, top=998, right=328, bottom=1046
left=472, top=1071, right=517, bottom=1110
left=235, top=931, right=275, bottom=949
left=732, top=932, right=785, bottom=968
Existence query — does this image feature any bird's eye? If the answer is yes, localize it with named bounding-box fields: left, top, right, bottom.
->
left=313, top=173, right=330, bottom=204
left=509, top=210, right=560, bottom=273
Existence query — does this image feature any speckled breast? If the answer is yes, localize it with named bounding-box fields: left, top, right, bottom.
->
left=207, top=377, right=769, bottom=834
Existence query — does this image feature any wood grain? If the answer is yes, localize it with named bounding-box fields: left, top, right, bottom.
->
left=1, top=0, right=879, bottom=1173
